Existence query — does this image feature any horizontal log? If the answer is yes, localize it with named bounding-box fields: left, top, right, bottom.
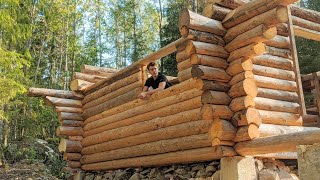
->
left=68, top=161, right=81, bottom=168
left=73, top=72, right=106, bottom=83
left=201, top=91, right=231, bottom=105
left=58, top=139, right=82, bottom=153
left=191, top=54, right=228, bottom=69
left=231, top=107, right=262, bottom=127
left=203, top=3, right=231, bottom=21
left=293, top=25, right=320, bottom=41
left=70, top=79, right=93, bottom=91
left=82, top=72, right=141, bottom=105
left=258, top=109, right=302, bottom=126
left=191, top=65, right=231, bottom=82
left=81, top=146, right=236, bottom=171
left=82, top=88, right=141, bottom=119
left=257, top=87, right=299, bottom=102
left=177, top=59, right=192, bottom=72
left=181, top=27, right=225, bottom=46
left=259, top=124, right=319, bottom=137
left=179, top=9, right=227, bottom=36
left=234, top=124, right=260, bottom=142
left=61, top=120, right=83, bottom=127
left=82, top=120, right=212, bottom=152
left=83, top=80, right=141, bottom=110
left=290, top=5, right=320, bottom=24
left=254, top=97, right=300, bottom=114
left=209, top=119, right=236, bottom=141
left=225, top=25, right=276, bottom=52
left=201, top=104, right=234, bottom=120
left=176, top=50, right=189, bottom=63
left=81, top=134, right=211, bottom=164
left=227, top=43, right=266, bottom=63
left=56, top=126, right=84, bottom=137
left=212, top=138, right=235, bottom=147
left=229, top=71, right=254, bottom=86
left=252, top=64, right=295, bottom=81
left=83, top=108, right=200, bottom=142
left=178, top=67, right=192, bottom=82
left=222, top=0, right=295, bottom=29
left=234, top=129, right=320, bottom=156
left=252, top=54, right=293, bottom=71
left=58, top=112, right=83, bottom=121
left=55, top=106, right=83, bottom=114
left=301, top=72, right=320, bottom=82
left=223, top=6, right=289, bottom=43
left=226, top=58, right=252, bottom=76
left=83, top=97, right=203, bottom=137
left=68, top=136, right=83, bottom=141
left=266, top=46, right=292, bottom=59
left=277, top=23, right=289, bottom=36
left=185, top=41, right=229, bottom=58
left=197, top=80, right=230, bottom=92
left=264, top=35, right=290, bottom=49
left=84, top=88, right=202, bottom=131
left=209, top=0, right=249, bottom=10
left=229, top=79, right=257, bottom=98
left=80, top=64, right=118, bottom=76
left=44, top=96, right=82, bottom=108
left=229, top=96, right=255, bottom=112
left=254, top=75, right=297, bottom=92
left=292, top=15, right=320, bottom=32
left=254, top=152, right=297, bottom=159
left=84, top=79, right=201, bottom=124
left=27, top=88, right=83, bottom=100
left=64, top=153, right=81, bottom=161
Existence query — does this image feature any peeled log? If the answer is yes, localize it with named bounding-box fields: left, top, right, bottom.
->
left=234, top=124, right=260, bottom=142
left=234, top=129, right=320, bottom=156
left=81, top=146, right=236, bottom=171
left=70, top=79, right=93, bottom=91
left=176, top=50, right=189, bottom=63
left=227, top=43, right=266, bottom=63
left=203, top=3, right=231, bottom=21
left=266, top=46, right=292, bottom=59
left=201, top=104, right=234, bottom=120
left=191, top=65, right=231, bottom=82
left=178, top=67, right=192, bottom=82
left=229, top=71, right=254, bottom=86
left=229, top=96, right=255, bottom=112
left=257, top=87, right=299, bottom=102
left=252, top=54, right=293, bottom=71
left=181, top=27, right=225, bottom=46
left=58, top=112, right=83, bottom=121
left=69, top=136, right=83, bottom=142
left=64, top=153, right=81, bottom=161
left=252, top=64, right=295, bottom=81
left=27, top=87, right=83, bottom=100
left=209, top=119, right=236, bottom=141
left=179, top=8, right=226, bottom=36
left=177, top=59, right=192, bottom=72
left=231, top=107, right=262, bottom=127
left=209, top=0, right=249, bottom=10
left=55, top=106, right=83, bottom=114
left=293, top=25, right=320, bottom=41
left=80, top=64, right=118, bottom=76
left=58, top=139, right=82, bottom=153
left=212, top=138, right=235, bottom=147
left=185, top=41, right=229, bottom=58
left=73, top=72, right=106, bottom=83
left=222, top=0, right=294, bottom=29
left=225, top=25, right=276, bottom=52
left=190, top=54, right=228, bottom=69
left=224, top=7, right=289, bottom=43
left=258, top=109, right=302, bottom=126
left=44, top=96, right=82, bottom=108
left=197, top=80, right=230, bottom=92
left=277, top=23, right=289, bottom=36
left=290, top=5, right=320, bottom=24
left=228, top=79, right=257, bottom=98
left=61, top=120, right=84, bottom=127
left=264, top=35, right=290, bottom=49
left=56, top=126, right=84, bottom=137
left=226, top=58, right=252, bottom=76
left=201, top=91, right=231, bottom=105
left=254, top=75, right=297, bottom=92
left=68, top=161, right=81, bottom=168
left=259, top=124, right=319, bottom=137
left=81, top=134, right=211, bottom=164
left=255, top=97, right=300, bottom=114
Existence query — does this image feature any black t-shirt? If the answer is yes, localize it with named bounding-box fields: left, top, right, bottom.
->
left=144, top=73, right=172, bottom=89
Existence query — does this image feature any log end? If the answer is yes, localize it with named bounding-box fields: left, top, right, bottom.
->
left=185, top=41, right=196, bottom=57
left=179, top=8, right=191, bottom=30
left=276, top=6, right=289, bottom=23
left=58, top=139, right=67, bottom=153
left=180, top=26, right=190, bottom=38
left=203, top=3, right=214, bottom=18
left=263, top=26, right=277, bottom=40
left=191, top=65, right=204, bottom=78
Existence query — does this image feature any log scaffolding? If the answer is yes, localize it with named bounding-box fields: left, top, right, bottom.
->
left=27, top=0, right=320, bottom=174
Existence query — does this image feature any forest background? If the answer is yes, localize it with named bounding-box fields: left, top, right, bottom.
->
left=0, top=0, right=319, bottom=178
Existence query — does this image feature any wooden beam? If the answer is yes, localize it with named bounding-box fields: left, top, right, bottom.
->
left=293, top=25, right=320, bottom=41
left=313, top=72, right=320, bottom=127
left=27, top=88, right=83, bottom=100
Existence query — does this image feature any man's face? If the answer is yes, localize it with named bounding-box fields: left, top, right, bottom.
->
left=148, top=66, right=158, bottom=77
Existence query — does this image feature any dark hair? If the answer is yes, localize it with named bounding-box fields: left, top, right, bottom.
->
left=147, top=62, right=158, bottom=71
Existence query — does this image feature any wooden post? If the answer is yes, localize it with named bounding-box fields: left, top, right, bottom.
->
left=287, top=6, right=306, bottom=116
left=313, top=72, right=320, bottom=127
left=220, top=156, right=257, bottom=180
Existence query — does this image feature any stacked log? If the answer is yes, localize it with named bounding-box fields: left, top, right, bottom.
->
left=28, top=88, right=84, bottom=170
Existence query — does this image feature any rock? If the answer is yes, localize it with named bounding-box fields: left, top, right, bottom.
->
left=114, top=171, right=131, bottom=180
left=191, top=164, right=205, bottom=171
left=196, top=169, right=206, bottom=178
left=255, top=159, right=264, bottom=172
left=84, top=173, right=95, bottom=180
left=264, top=162, right=277, bottom=171
left=276, top=168, right=295, bottom=180
left=103, top=172, right=113, bottom=179
left=191, top=171, right=196, bottom=178
left=140, top=169, right=150, bottom=175
left=156, top=174, right=166, bottom=180
left=175, top=168, right=187, bottom=175
left=94, top=174, right=102, bottom=180
left=205, top=165, right=216, bottom=173
left=211, top=170, right=220, bottom=180
left=129, top=173, right=142, bottom=180
left=259, top=169, right=280, bottom=180
left=149, top=168, right=161, bottom=178
left=164, top=167, right=175, bottom=174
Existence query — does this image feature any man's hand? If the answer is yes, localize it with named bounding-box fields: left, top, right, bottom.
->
left=138, top=92, right=150, bottom=100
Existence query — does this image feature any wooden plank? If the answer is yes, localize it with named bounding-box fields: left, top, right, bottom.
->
left=313, top=72, right=320, bottom=127
left=287, top=6, right=306, bottom=116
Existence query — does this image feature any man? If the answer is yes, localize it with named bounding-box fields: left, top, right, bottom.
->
left=138, top=62, right=172, bottom=99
